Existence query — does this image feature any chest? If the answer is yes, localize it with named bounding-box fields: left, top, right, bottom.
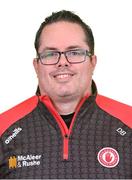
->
left=2, top=110, right=132, bottom=179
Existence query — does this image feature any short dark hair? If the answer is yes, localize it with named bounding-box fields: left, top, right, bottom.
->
left=34, top=10, right=95, bottom=55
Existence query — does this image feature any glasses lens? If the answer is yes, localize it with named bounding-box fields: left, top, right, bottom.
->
left=66, top=49, right=86, bottom=63
left=39, top=51, right=59, bottom=65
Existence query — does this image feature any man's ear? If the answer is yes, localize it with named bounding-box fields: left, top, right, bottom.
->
left=90, top=55, right=97, bottom=76
left=33, top=58, right=39, bottom=75
left=91, top=55, right=97, bottom=68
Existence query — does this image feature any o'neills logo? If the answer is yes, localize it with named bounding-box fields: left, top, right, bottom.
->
left=97, top=147, right=119, bottom=168
left=5, top=127, right=22, bottom=144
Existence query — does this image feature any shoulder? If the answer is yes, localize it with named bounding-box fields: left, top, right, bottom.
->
left=96, top=94, right=132, bottom=128
left=0, top=96, right=38, bottom=136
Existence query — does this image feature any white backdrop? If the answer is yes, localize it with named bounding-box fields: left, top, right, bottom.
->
left=0, top=0, right=132, bottom=113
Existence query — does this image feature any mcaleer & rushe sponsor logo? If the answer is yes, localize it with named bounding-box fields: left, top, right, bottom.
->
left=8, top=154, right=42, bottom=169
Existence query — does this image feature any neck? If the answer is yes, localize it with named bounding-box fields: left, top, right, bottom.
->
left=40, top=86, right=92, bottom=115
left=52, top=97, right=80, bottom=115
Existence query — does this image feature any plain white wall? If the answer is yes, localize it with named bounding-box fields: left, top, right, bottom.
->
left=0, top=0, right=132, bottom=113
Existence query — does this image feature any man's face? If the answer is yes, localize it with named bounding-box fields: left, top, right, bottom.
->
left=33, top=21, right=96, bottom=102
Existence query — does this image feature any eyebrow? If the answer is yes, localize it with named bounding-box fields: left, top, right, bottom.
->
left=40, top=47, right=58, bottom=52
left=65, top=45, right=83, bottom=50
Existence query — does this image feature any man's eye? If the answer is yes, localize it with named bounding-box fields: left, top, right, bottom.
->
left=41, top=52, right=58, bottom=59
left=68, top=50, right=84, bottom=56
left=71, top=51, right=79, bottom=55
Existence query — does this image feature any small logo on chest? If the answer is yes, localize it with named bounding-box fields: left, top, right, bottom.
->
left=5, top=127, right=22, bottom=144
left=8, top=154, right=42, bottom=169
left=97, top=147, right=119, bottom=168
left=116, top=127, right=126, bottom=136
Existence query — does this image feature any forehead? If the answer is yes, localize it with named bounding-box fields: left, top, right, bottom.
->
left=39, top=21, right=88, bottom=51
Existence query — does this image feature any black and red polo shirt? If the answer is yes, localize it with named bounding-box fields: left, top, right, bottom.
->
left=0, top=82, right=132, bottom=179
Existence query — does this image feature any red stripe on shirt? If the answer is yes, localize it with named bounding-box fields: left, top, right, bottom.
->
left=96, top=94, right=132, bottom=128
left=0, top=96, right=38, bottom=136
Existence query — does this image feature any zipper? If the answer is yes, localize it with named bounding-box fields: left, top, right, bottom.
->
left=40, top=95, right=89, bottom=160
left=63, top=134, right=69, bottom=160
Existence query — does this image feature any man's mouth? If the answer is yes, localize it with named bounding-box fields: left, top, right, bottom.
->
left=54, top=73, right=73, bottom=79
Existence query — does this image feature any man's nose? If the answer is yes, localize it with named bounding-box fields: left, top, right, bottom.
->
left=56, top=53, right=70, bottom=67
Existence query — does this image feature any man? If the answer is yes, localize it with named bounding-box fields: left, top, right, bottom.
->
left=0, top=10, right=132, bottom=179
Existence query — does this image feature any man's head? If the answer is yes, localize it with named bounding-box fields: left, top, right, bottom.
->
left=33, top=10, right=97, bottom=104
left=35, top=10, right=95, bottom=55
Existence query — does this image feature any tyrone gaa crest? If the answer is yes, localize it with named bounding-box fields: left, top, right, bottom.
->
left=97, top=147, right=119, bottom=168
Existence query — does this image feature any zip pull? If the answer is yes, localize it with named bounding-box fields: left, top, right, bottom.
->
left=63, top=134, right=69, bottom=160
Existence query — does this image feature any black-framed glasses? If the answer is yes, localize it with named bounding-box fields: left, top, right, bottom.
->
left=37, top=49, right=92, bottom=65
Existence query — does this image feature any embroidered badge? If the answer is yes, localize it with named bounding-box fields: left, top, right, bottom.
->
left=97, top=147, right=119, bottom=168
